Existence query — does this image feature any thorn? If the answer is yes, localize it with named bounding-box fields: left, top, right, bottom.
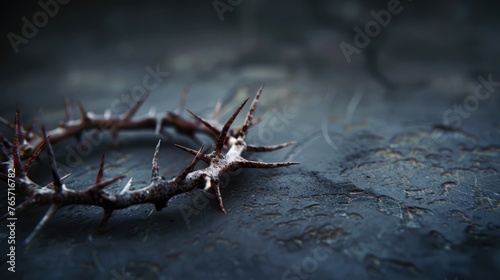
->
left=176, top=143, right=205, bottom=182
left=154, top=115, right=163, bottom=135
left=148, top=107, right=157, bottom=117
left=23, top=139, right=47, bottom=174
left=25, top=118, right=35, bottom=141
left=212, top=181, right=226, bottom=214
left=16, top=103, right=26, bottom=143
left=0, top=116, right=15, bottom=131
left=212, top=99, right=222, bottom=119
left=104, top=108, right=111, bottom=119
left=240, top=160, right=300, bottom=169
left=120, top=177, right=133, bottom=195
left=111, top=126, right=119, bottom=147
left=25, top=109, right=42, bottom=140
left=60, top=173, right=72, bottom=181
left=41, top=125, right=62, bottom=193
left=91, top=175, right=125, bottom=192
left=186, top=109, right=220, bottom=136
left=215, top=97, right=249, bottom=155
left=173, top=144, right=197, bottom=155
left=176, top=85, right=190, bottom=115
left=155, top=201, right=166, bottom=211
left=174, top=144, right=210, bottom=163
left=98, top=208, right=113, bottom=232
left=246, top=141, right=296, bottom=152
left=0, top=136, right=9, bottom=161
left=239, top=84, right=264, bottom=139
left=77, top=102, right=90, bottom=123
left=124, top=92, right=149, bottom=121
left=203, top=176, right=212, bottom=191
left=12, top=107, right=23, bottom=177
left=64, top=97, right=73, bottom=121
left=95, top=154, right=105, bottom=184
left=0, top=135, right=12, bottom=149
left=25, top=204, right=60, bottom=244
left=74, top=132, right=82, bottom=144
left=44, top=173, right=72, bottom=190
left=151, top=140, right=161, bottom=180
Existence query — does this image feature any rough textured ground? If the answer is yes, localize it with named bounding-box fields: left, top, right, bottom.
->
left=1, top=1, right=500, bottom=279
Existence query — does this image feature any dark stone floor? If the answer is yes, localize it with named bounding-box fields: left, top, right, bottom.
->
left=1, top=1, right=499, bottom=279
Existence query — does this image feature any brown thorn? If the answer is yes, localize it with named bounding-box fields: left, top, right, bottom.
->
left=151, top=140, right=161, bottom=180
left=123, top=92, right=150, bottom=121
left=64, top=97, right=73, bottom=121
left=212, top=180, right=226, bottom=214
left=176, top=143, right=205, bottom=182
left=23, top=138, right=47, bottom=173
left=246, top=141, right=296, bottom=152
left=0, top=136, right=9, bottom=161
left=111, top=126, right=119, bottom=147
left=24, top=204, right=60, bottom=244
left=240, top=160, right=300, bottom=169
left=186, top=109, right=220, bottom=136
left=95, top=154, right=105, bottom=184
left=98, top=208, right=113, bottom=232
left=26, top=108, right=43, bottom=140
left=239, top=84, right=264, bottom=139
left=211, top=99, right=222, bottom=119
left=0, top=135, right=12, bottom=149
left=174, top=144, right=198, bottom=156
left=41, top=125, right=62, bottom=193
left=0, top=116, right=15, bottom=131
left=77, top=102, right=90, bottom=123
left=74, top=133, right=82, bottom=144
left=174, top=144, right=210, bottom=163
left=90, top=175, right=125, bottom=192
left=25, top=117, right=35, bottom=141
left=12, top=107, right=24, bottom=177
left=215, top=97, right=249, bottom=155
left=176, top=85, right=191, bottom=115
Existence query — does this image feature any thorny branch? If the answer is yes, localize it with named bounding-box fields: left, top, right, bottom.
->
left=0, top=85, right=299, bottom=244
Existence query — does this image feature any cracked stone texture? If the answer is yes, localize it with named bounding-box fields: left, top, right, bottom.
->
left=1, top=0, right=500, bottom=279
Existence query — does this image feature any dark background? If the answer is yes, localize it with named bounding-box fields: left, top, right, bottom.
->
left=1, top=0, right=500, bottom=279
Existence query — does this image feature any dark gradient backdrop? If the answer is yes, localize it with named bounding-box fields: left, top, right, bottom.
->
left=1, top=1, right=500, bottom=279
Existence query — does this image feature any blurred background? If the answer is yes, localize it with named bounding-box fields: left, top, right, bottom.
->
left=1, top=0, right=500, bottom=279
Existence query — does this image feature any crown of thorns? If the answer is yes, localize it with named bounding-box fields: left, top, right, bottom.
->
left=0, top=85, right=299, bottom=244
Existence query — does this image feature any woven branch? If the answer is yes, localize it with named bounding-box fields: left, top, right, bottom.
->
left=0, top=85, right=299, bottom=244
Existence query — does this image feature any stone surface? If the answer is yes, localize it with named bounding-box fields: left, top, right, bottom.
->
left=1, top=1, right=499, bottom=279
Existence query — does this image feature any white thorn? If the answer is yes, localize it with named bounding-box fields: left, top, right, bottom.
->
left=120, top=177, right=133, bottom=195
left=155, top=116, right=162, bottom=135
left=148, top=106, right=157, bottom=117
left=203, top=177, right=212, bottom=191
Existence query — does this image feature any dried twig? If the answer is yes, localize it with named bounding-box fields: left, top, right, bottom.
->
left=0, top=85, right=299, bottom=243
